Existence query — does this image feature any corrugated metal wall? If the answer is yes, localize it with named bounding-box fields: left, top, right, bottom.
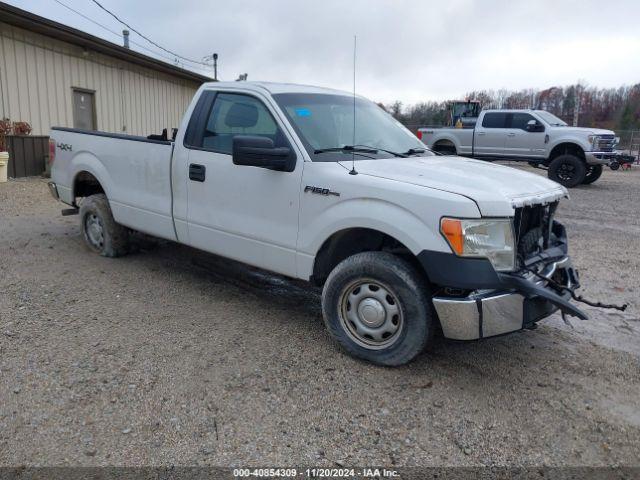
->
left=0, top=22, right=202, bottom=136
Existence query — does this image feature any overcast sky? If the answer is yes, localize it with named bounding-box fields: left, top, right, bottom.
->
left=11, top=0, right=640, bottom=104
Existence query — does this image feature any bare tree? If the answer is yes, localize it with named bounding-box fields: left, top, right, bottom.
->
left=386, top=82, right=640, bottom=130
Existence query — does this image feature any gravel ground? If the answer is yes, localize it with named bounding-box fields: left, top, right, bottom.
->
left=0, top=165, right=639, bottom=468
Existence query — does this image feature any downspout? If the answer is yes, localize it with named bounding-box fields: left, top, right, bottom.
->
left=0, top=67, right=5, bottom=119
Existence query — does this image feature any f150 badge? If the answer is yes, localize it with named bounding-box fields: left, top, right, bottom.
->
left=304, top=185, right=340, bottom=197
left=57, top=142, right=72, bottom=151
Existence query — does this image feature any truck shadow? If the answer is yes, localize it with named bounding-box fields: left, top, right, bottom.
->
left=131, top=233, right=580, bottom=380
left=131, top=233, right=324, bottom=315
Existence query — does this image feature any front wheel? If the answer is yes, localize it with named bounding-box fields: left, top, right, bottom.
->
left=548, top=154, right=587, bottom=188
left=321, top=252, right=434, bottom=366
left=582, top=164, right=603, bottom=185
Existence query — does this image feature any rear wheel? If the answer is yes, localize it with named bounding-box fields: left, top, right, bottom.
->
left=433, top=143, right=457, bottom=155
left=548, top=154, right=587, bottom=188
left=582, top=164, right=603, bottom=185
left=79, top=194, right=129, bottom=257
left=321, top=251, right=434, bottom=366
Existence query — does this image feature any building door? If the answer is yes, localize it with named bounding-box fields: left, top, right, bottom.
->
left=72, top=89, right=96, bottom=130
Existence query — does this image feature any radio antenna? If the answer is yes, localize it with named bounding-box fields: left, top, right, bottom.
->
left=349, top=35, right=358, bottom=175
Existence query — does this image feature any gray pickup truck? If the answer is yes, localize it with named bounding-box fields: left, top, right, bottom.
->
left=418, top=109, right=619, bottom=187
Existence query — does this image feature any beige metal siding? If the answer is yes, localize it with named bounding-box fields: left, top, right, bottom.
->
left=0, top=22, right=201, bottom=136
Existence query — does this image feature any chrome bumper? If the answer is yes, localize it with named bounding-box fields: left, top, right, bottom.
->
left=433, top=257, right=577, bottom=340
left=585, top=151, right=620, bottom=165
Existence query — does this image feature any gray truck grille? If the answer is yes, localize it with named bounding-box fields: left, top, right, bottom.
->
left=596, top=134, right=616, bottom=152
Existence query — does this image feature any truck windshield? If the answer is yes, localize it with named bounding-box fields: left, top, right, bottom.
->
left=273, top=93, right=433, bottom=162
left=536, top=111, right=568, bottom=127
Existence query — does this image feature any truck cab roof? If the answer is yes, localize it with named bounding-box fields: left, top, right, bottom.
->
left=482, top=109, right=539, bottom=113
left=201, top=81, right=351, bottom=97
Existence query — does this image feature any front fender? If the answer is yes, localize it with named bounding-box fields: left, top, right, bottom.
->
left=548, top=137, right=591, bottom=155
left=296, top=197, right=453, bottom=279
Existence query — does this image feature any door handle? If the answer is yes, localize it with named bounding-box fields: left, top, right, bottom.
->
left=507, top=133, right=516, bottom=137
left=476, top=132, right=486, bottom=136
left=189, top=163, right=206, bottom=182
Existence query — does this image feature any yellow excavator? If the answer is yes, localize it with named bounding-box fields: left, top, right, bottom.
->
left=449, top=100, right=481, bottom=128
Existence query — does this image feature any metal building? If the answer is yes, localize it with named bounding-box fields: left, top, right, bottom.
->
left=0, top=2, right=210, bottom=137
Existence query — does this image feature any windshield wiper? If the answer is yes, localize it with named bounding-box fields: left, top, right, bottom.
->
left=314, top=145, right=414, bottom=158
left=352, top=144, right=407, bottom=158
left=404, top=148, right=426, bottom=155
left=314, top=145, right=378, bottom=154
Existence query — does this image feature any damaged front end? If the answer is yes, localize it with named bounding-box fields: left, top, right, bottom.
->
left=499, top=203, right=586, bottom=321
left=421, top=202, right=588, bottom=341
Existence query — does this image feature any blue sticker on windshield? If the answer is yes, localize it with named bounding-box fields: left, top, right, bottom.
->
left=295, top=108, right=311, bottom=117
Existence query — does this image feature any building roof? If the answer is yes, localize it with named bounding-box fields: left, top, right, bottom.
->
left=0, top=1, right=212, bottom=83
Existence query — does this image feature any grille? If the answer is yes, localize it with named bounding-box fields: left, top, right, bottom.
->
left=596, top=134, right=616, bottom=152
left=513, top=202, right=558, bottom=262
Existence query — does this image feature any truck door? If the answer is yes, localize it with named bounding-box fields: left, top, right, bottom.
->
left=183, top=91, right=303, bottom=277
left=503, top=112, right=547, bottom=159
left=473, top=112, right=509, bottom=157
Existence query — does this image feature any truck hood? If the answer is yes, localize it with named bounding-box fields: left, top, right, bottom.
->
left=340, top=156, right=567, bottom=216
left=555, top=126, right=614, bottom=135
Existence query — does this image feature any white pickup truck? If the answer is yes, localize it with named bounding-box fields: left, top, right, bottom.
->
left=49, top=82, right=585, bottom=366
left=418, top=109, right=619, bottom=188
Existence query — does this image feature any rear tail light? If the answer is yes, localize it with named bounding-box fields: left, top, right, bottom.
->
left=416, top=130, right=422, bottom=140
left=48, top=138, right=56, bottom=165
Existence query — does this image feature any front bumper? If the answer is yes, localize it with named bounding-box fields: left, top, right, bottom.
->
left=585, top=150, right=634, bottom=165
left=431, top=257, right=582, bottom=340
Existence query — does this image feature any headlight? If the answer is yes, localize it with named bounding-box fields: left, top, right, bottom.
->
left=587, top=134, right=600, bottom=148
left=440, top=218, right=515, bottom=271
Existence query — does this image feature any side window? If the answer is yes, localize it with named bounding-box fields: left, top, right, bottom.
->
left=481, top=113, right=508, bottom=128
left=200, top=93, right=286, bottom=154
left=510, top=113, right=536, bottom=130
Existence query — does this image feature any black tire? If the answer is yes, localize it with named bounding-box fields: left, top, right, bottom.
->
left=321, top=251, right=434, bottom=366
left=548, top=154, right=587, bottom=188
left=433, top=143, right=457, bottom=155
left=79, top=193, right=129, bottom=257
left=609, top=161, right=620, bottom=171
left=582, top=164, right=603, bottom=185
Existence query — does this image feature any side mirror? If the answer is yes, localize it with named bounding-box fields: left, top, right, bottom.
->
left=232, top=135, right=296, bottom=172
left=526, top=120, right=544, bottom=132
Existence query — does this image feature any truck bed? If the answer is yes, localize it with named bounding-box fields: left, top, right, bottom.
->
left=419, top=127, right=474, bottom=156
left=50, top=127, right=177, bottom=241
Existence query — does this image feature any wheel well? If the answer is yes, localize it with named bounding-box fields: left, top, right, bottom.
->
left=433, top=140, right=456, bottom=153
left=73, top=171, right=104, bottom=201
left=548, top=143, right=585, bottom=163
left=311, top=228, right=424, bottom=287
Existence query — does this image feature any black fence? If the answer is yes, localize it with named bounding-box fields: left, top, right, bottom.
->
left=6, top=135, right=49, bottom=178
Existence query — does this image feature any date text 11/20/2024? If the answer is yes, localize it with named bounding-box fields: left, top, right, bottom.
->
left=233, top=467, right=400, bottom=478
